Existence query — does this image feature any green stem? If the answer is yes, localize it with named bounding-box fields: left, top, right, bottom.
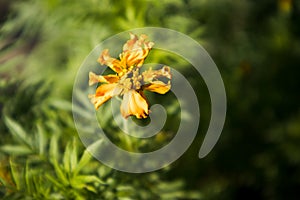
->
left=122, top=117, right=133, bottom=151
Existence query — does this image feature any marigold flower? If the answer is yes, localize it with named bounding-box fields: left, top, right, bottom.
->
left=88, top=33, right=171, bottom=119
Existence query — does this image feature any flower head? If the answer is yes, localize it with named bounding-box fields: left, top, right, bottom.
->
left=89, top=33, right=171, bottom=119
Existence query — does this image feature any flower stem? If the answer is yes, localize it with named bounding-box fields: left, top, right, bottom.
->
left=123, top=116, right=134, bottom=151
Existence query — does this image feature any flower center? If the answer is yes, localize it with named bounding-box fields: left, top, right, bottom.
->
left=118, top=68, right=143, bottom=93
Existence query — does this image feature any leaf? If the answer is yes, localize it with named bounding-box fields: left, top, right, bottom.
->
left=97, top=166, right=112, bottom=178
left=50, top=99, right=72, bottom=111
left=49, top=134, right=69, bottom=185
left=4, top=116, right=32, bottom=148
left=49, top=133, right=59, bottom=163
left=63, top=141, right=71, bottom=173
left=63, top=138, right=78, bottom=173
left=0, top=177, right=7, bottom=186
left=9, top=159, right=21, bottom=190
left=74, top=149, right=92, bottom=175
left=36, top=123, right=47, bottom=155
left=116, top=185, right=135, bottom=198
left=46, top=174, right=64, bottom=188
left=24, top=161, right=32, bottom=195
left=1, top=145, right=32, bottom=155
left=84, top=185, right=97, bottom=193
left=71, top=175, right=105, bottom=187
left=52, top=160, right=69, bottom=186
left=70, top=139, right=78, bottom=173
left=74, top=140, right=103, bottom=175
left=32, top=174, right=50, bottom=198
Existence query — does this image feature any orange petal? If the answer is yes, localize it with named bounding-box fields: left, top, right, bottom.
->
left=89, top=72, right=119, bottom=86
left=88, top=83, right=120, bottom=109
left=97, top=49, right=123, bottom=74
left=120, top=90, right=149, bottom=119
left=143, top=80, right=171, bottom=94
left=121, top=33, right=154, bottom=68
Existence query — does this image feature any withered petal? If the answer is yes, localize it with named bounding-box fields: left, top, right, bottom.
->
left=142, top=66, right=171, bottom=83
left=89, top=83, right=120, bottom=109
left=120, top=90, right=149, bottom=119
left=143, top=80, right=171, bottom=94
left=89, top=72, right=119, bottom=86
left=97, top=49, right=123, bottom=74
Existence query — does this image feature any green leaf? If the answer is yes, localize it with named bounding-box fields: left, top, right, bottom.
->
left=24, top=161, right=32, bottom=195
left=46, top=173, right=64, bottom=188
left=63, top=141, right=71, bottom=173
left=74, top=140, right=103, bottom=175
left=49, top=134, right=69, bottom=185
left=9, top=159, right=21, bottom=190
left=97, top=166, right=112, bottom=178
left=52, top=160, right=69, bottom=186
left=71, top=175, right=105, bottom=186
left=70, top=140, right=78, bottom=173
left=49, top=133, right=59, bottom=163
left=63, top=138, right=78, bottom=173
left=74, top=149, right=92, bottom=175
left=36, top=123, right=47, bottom=155
left=4, top=116, right=32, bottom=148
left=50, top=99, right=72, bottom=111
left=32, top=174, right=50, bottom=198
left=1, top=145, right=32, bottom=155
left=84, top=185, right=97, bottom=193
left=0, top=177, right=7, bottom=186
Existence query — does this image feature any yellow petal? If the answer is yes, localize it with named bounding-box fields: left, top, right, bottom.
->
left=141, top=66, right=171, bottom=94
left=88, top=83, right=120, bottom=109
left=143, top=80, right=171, bottom=94
left=120, top=90, right=149, bottom=119
left=121, top=33, right=154, bottom=68
left=97, top=49, right=123, bottom=74
left=89, top=72, right=119, bottom=86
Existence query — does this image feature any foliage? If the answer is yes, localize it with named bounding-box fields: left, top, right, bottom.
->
left=1, top=0, right=300, bottom=199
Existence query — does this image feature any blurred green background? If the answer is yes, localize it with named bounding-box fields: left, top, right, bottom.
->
left=1, top=0, right=300, bottom=199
